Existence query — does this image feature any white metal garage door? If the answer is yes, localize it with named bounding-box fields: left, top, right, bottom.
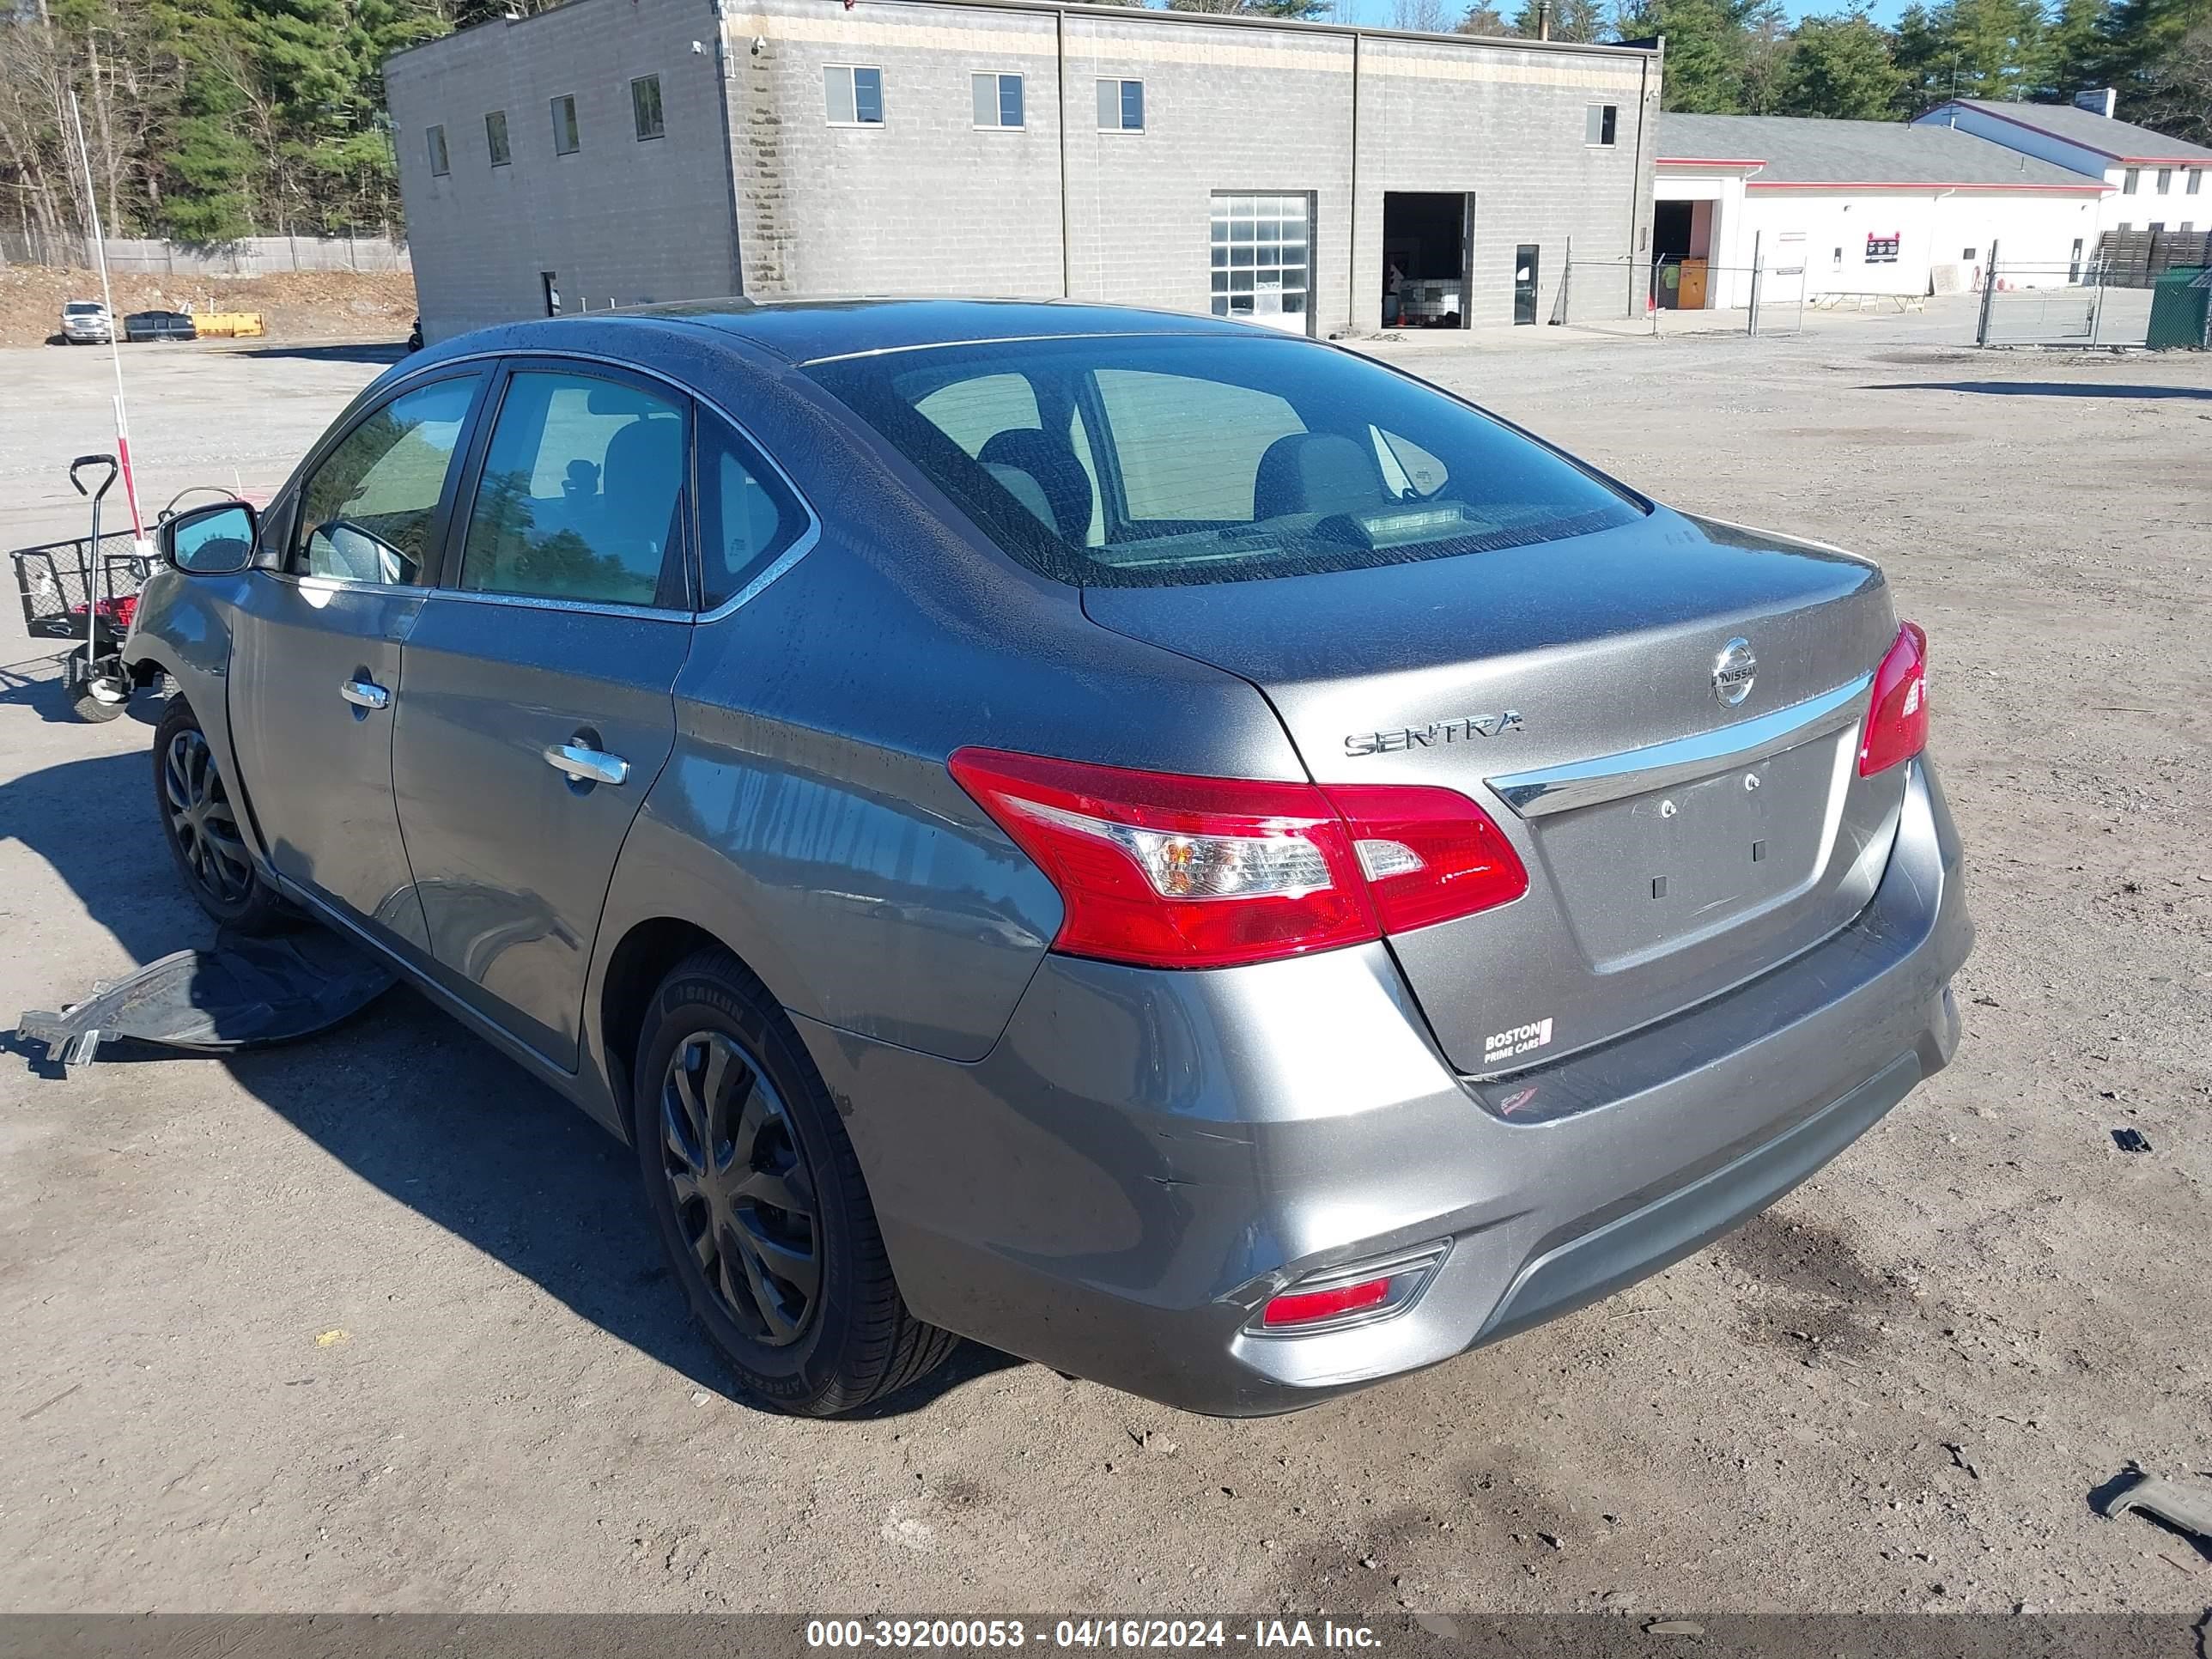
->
left=1210, top=193, right=1313, bottom=335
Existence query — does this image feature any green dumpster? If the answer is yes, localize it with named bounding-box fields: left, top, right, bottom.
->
left=2146, top=265, right=2210, bottom=350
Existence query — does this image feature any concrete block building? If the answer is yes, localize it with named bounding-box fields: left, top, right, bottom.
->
left=1653, top=112, right=2111, bottom=310
left=386, top=0, right=1661, bottom=343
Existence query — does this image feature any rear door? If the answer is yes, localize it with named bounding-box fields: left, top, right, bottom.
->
left=390, top=362, right=695, bottom=1070
left=227, top=369, right=487, bottom=948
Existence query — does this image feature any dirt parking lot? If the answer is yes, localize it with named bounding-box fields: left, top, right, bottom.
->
left=2, top=309, right=2207, bottom=1617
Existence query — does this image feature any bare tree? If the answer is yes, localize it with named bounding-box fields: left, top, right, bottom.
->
left=1393, top=0, right=1453, bottom=27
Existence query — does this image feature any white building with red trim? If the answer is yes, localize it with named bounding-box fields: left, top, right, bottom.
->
left=1653, top=112, right=2110, bottom=311
left=1915, top=96, right=2212, bottom=240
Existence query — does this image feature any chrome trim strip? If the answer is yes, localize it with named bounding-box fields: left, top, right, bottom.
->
left=1486, top=672, right=1874, bottom=819
left=419, top=588, right=696, bottom=624
left=360, top=344, right=827, bottom=621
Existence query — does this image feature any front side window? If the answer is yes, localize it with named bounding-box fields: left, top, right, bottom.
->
left=486, top=109, right=510, bottom=167
left=427, top=125, right=450, bottom=176
left=1585, top=104, right=1617, bottom=146
left=1097, top=77, right=1144, bottom=131
left=632, top=75, right=664, bottom=140
left=972, top=71, right=1023, bottom=130
left=456, top=370, right=686, bottom=607
left=699, top=420, right=808, bottom=608
left=552, top=94, right=580, bottom=155
left=825, top=64, right=884, bottom=125
left=2123, top=167, right=2139, bottom=193
left=805, top=335, right=1643, bottom=588
left=296, top=375, right=482, bottom=585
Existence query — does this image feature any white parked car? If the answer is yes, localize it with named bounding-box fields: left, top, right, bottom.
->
left=60, top=301, right=112, bottom=344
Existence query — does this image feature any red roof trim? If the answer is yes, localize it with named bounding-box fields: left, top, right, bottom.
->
left=1936, top=100, right=2212, bottom=167
left=1743, top=179, right=2108, bottom=193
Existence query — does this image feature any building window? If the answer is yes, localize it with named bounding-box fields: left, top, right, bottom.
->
left=485, top=110, right=510, bottom=167
left=2148, top=221, right=2165, bottom=233
left=2117, top=222, right=2131, bottom=232
left=972, top=71, right=1024, bottom=130
left=1585, top=104, right=1617, bottom=147
left=427, top=124, right=450, bottom=176
left=2181, top=222, right=2195, bottom=233
left=1961, top=246, right=1976, bottom=261
left=824, top=64, right=884, bottom=125
left=1097, top=77, right=1144, bottom=132
left=1832, top=246, right=1843, bottom=269
left=1865, top=232, right=1899, bottom=263
left=631, top=75, right=664, bottom=141
left=2156, top=167, right=2172, bottom=193
left=2122, top=167, right=2139, bottom=193
left=551, top=94, right=580, bottom=155
left=2188, top=169, right=2203, bottom=195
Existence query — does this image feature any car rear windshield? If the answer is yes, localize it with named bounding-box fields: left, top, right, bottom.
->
left=803, top=333, right=1644, bottom=587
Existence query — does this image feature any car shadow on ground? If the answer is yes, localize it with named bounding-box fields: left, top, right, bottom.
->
left=3, top=745, right=1018, bottom=1419
left=232, top=342, right=410, bottom=366
left=1866, top=380, right=2212, bottom=400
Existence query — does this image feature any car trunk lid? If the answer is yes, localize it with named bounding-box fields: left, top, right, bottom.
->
left=1082, top=508, right=1911, bottom=1074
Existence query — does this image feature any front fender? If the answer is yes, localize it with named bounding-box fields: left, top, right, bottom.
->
left=125, top=567, right=266, bottom=861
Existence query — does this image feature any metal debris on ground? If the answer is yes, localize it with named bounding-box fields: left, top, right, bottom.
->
left=2111, top=1127, right=2154, bottom=1153
left=14, top=927, right=394, bottom=1073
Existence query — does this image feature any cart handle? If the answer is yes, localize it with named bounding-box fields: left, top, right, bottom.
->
left=70, top=455, right=119, bottom=501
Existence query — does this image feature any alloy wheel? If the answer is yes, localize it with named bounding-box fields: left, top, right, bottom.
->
left=162, top=728, right=254, bottom=905
left=660, top=1030, right=822, bottom=1346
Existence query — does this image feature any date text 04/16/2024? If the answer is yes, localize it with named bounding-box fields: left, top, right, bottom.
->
left=804, top=1619, right=1383, bottom=1650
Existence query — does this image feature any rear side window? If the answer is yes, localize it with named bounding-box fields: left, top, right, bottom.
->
left=295, top=374, right=481, bottom=585
left=805, top=335, right=1642, bottom=586
left=455, top=369, right=686, bottom=607
left=698, top=418, right=808, bottom=609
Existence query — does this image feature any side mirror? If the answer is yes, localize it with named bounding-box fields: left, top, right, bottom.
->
left=161, top=500, right=258, bottom=575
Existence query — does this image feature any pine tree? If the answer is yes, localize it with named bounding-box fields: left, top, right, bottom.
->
left=1622, top=0, right=1785, bottom=110
left=1777, top=9, right=1908, bottom=116
left=2042, top=0, right=2112, bottom=95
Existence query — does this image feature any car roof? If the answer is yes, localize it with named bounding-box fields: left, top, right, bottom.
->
left=605, top=296, right=1271, bottom=365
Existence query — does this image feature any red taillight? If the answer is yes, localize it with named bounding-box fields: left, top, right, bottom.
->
left=1324, top=782, right=1529, bottom=933
left=947, top=747, right=1527, bottom=971
left=1261, top=1275, right=1393, bottom=1328
left=1858, top=621, right=1929, bottom=777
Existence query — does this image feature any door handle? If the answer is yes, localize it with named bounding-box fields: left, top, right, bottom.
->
left=543, top=742, right=629, bottom=787
left=339, top=678, right=390, bottom=711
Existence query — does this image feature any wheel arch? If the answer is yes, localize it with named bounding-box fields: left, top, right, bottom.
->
left=593, top=915, right=770, bottom=1143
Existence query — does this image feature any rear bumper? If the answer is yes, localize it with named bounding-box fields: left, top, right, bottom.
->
left=800, top=757, right=1972, bottom=1416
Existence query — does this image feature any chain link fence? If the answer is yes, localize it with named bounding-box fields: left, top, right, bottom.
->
left=1553, top=252, right=1805, bottom=338
left=1972, top=239, right=2182, bottom=349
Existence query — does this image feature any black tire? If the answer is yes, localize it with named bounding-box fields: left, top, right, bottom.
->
left=153, top=696, right=289, bottom=934
left=633, top=947, right=957, bottom=1416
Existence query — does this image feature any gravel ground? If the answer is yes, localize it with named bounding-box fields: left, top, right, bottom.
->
left=2, top=306, right=2207, bottom=1617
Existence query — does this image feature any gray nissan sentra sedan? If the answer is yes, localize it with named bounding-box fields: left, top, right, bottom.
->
left=126, top=300, right=1972, bottom=1417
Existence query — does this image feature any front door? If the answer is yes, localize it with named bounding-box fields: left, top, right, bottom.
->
left=392, top=363, right=694, bottom=1070
left=1514, top=244, right=1540, bottom=325
left=227, top=371, right=486, bottom=948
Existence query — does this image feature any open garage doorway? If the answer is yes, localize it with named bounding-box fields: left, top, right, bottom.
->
left=1382, top=191, right=1472, bottom=330
left=1652, top=199, right=1714, bottom=309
